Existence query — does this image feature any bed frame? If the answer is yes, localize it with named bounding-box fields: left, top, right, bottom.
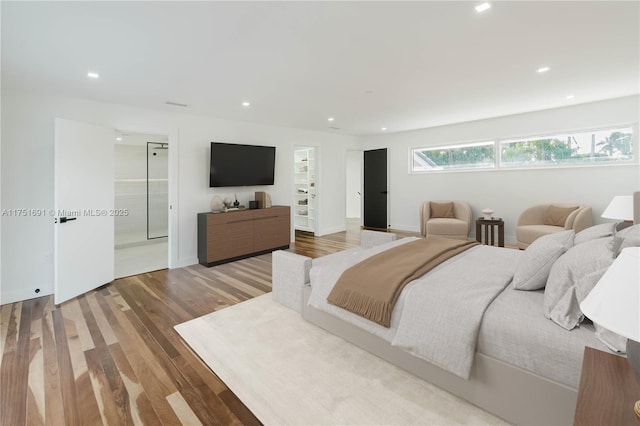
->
left=272, top=195, right=640, bottom=425
left=302, top=285, right=575, bottom=425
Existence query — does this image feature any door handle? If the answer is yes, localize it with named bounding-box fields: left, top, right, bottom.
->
left=380, top=191, right=388, bottom=194
left=58, top=217, right=77, bottom=224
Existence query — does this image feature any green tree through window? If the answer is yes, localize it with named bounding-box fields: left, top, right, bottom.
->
left=411, top=127, right=633, bottom=173
left=500, top=128, right=633, bottom=167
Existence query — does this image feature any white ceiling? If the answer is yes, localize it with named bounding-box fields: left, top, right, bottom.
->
left=2, top=1, right=639, bottom=136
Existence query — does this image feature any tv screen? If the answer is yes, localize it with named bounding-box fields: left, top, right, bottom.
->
left=210, top=142, right=276, bottom=187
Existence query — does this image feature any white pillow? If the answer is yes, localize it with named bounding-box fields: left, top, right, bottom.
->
left=574, top=222, right=616, bottom=245
left=512, top=230, right=575, bottom=291
left=543, top=236, right=614, bottom=330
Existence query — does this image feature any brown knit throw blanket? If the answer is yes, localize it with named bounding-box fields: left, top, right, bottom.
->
left=327, top=237, right=479, bottom=327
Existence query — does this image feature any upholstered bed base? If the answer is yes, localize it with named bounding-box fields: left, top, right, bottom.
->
left=303, top=286, right=576, bottom=426
left=272, top=232, right=578, bottom=425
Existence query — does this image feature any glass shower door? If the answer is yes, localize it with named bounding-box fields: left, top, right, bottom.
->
left=147, top=142, right=168, bottom=239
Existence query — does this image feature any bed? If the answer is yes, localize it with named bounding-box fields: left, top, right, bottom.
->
left=271, top=193, right=640, bottom=425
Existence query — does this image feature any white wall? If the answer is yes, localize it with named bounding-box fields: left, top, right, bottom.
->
left=346, top=150, right=362, bottom=218
left=1, top=90, right=359, bottom=304
left=361, top=96, right=640, bottom=240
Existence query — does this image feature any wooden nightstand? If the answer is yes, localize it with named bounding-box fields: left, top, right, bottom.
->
left=574, top=346, right=640, bottom=425
left=475, top=218, right=504, bottom=247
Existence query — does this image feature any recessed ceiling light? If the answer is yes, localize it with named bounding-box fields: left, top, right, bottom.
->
left=475, top=2, right=491, bottom=13
left=381, top=127, right=387, bottom=131
left=328, top=117, right=335, bottom=122
left=87, top=72, right=99, bottom=79
left=537, top=66, right=550, bottom=73
left=566, top=95, right=575, bottom=100
left=116, top=137, right=122, bottom=141
left=242, top=101, right=251, bottom=107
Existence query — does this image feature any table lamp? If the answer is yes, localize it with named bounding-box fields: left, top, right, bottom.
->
left=580, top=247, right=640, bottom=418
left=601, top=195, right=633, bottom=230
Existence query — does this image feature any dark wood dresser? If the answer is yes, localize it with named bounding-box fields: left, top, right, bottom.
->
left=197, top=205, right=290, bottom=266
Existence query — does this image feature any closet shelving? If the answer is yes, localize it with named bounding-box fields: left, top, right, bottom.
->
left=294, top=147, right=316, bottom=233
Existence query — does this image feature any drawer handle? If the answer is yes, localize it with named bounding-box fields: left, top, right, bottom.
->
left=254, top=216, right=278, bottom=220
left=226, top=219, right=254, bottom=224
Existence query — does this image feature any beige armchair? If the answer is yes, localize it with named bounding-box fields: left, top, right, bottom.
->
left=516, top=204, right=592, bottom=249
left=420, top=200, right=472, bottom=240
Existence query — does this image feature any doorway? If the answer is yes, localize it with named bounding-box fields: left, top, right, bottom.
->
left=293, top=146, right=317, bottom=234
left=363, top=148, right=388, bottom=230
left=114, top=132, right=169, bottom=278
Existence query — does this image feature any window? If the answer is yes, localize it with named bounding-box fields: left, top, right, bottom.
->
left=411, top=141, right=495, bottom=172
left=410, top=126, right=634, bottom=173
left=500, top=127, right=634, bottom=168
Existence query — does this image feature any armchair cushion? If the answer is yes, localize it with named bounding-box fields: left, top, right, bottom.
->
left=544, top=205, right=578, bottom=227
left=430, top=201, right=455, bottom=218
left=426, top=218, right=469, bottom=240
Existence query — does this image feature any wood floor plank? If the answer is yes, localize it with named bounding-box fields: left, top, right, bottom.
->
left=2, top=301, right=22, bottom=356
left=173, top=341, right=229, bottom=395
left=52, top=308, right=82, bottom=426
left=209, top=269, right=265, bottom=298
left=0, top=303, right=12, bottom=358
left=26, top=373, right=45, bottom=426
left=156, top=268, right=230, bottom=317
left=60, top=298, right=96, bottom=351
left=128, top=273, right=196, bottom=323
left=165, top=391, right=203, bottom=426
left=114, top=284, right=182, bottom=359
left=1, top=351, right=20, bottom=426
left=108, top=342, right=154, bottom=426
left=58, top=301, right=103, bottom=426
left=1, top=299, right=34, bottom=426
left=84, top=347, right=125, bottom=426
left=42, top=306, right=65, bottom=426
left=218, top=388, right=262, bottom=426
left=26, top=324, right=45, bottom=426
left=85, top=292, right=118, bottom=346
left=75, top=370, right=104, bottom=426
left=78, top=295, right=136, bottom=425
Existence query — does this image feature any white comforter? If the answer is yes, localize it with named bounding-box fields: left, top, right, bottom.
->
left=308, top=238, right=522, bottom=379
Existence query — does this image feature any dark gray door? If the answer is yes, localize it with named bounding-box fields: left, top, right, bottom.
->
left=363, top=148, right=387, bottom=229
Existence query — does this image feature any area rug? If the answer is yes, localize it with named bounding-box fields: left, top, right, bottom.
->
left=174, top=294, right=507, bottom=425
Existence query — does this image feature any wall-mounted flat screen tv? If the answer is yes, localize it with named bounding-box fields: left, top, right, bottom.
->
left=209, top=142, right=276, bottom=187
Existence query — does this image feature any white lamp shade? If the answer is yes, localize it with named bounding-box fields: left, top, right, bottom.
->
left=601, top=195, right=633, bottom=220
left=580, top=247, right=640, bottom=341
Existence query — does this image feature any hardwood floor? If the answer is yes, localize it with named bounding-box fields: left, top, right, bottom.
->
left=1, top=225, right=412, bottom=426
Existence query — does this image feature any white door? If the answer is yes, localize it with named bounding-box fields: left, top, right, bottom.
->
left=54, top=118, right=115, bottom=304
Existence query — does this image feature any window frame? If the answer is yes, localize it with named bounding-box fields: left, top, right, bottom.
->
left=408, top=123, right=638, bottom=174
left=409, top=140, right=496, bottom=173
